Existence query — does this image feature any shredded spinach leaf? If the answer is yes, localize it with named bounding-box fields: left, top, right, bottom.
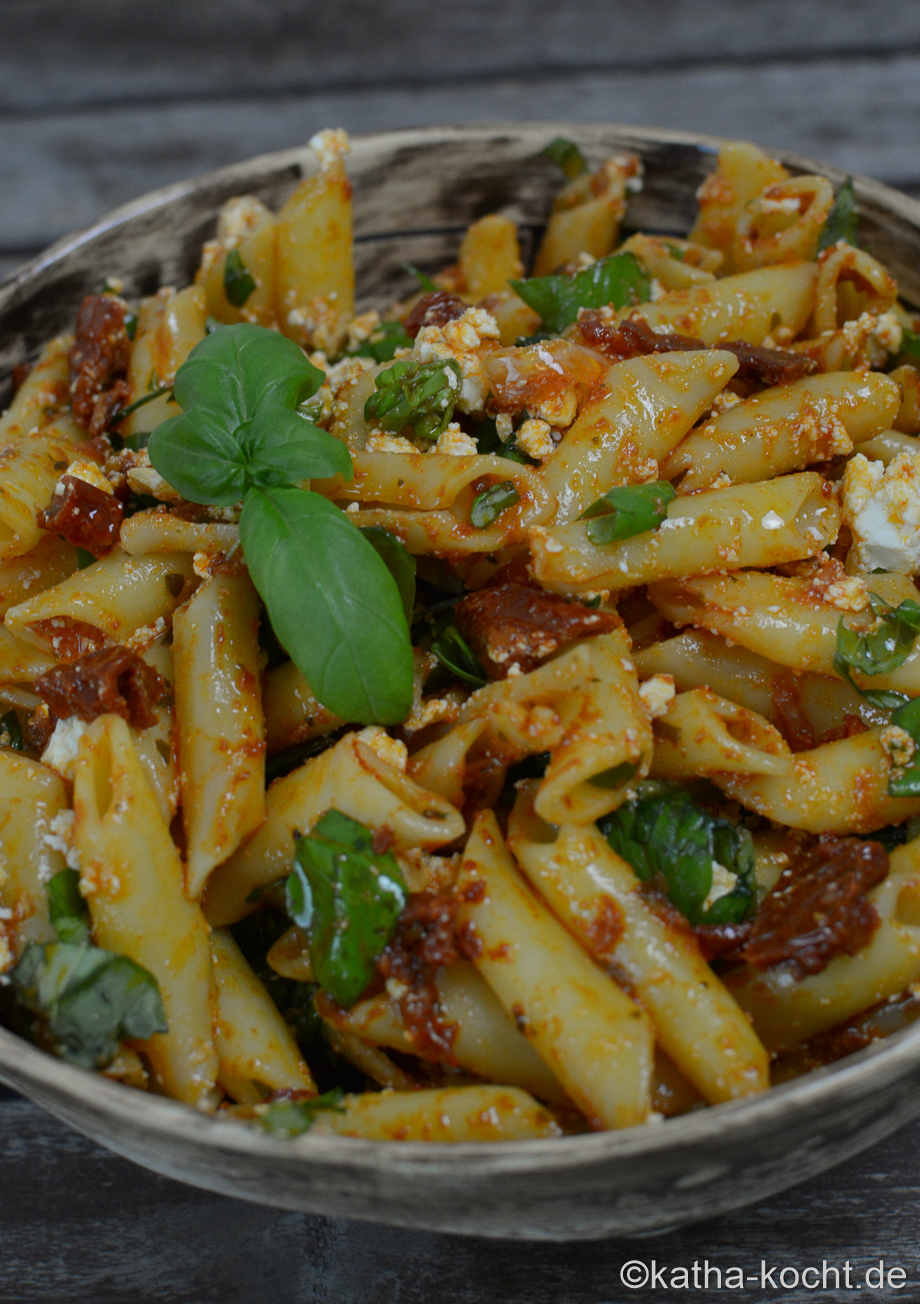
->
left=833, top=594, right=920, bottom=709
left=259, top=1087, right=346, bottom=1136
left=581, top=481, right=676, bottom=545
left=510, top=252, right=651, bottom=334
left=541, top=136, right=589, bottom=181
left=470, top=481, right=520, bottom=529
left=287, top=810, right=407, bottom=1008
left=364, top=357, right=462, bottom=442
left=818, top=177, right=858, bottom=252
left=599, top=786, right=756, bottom=926
left=224, top=248, right=257, bottom=307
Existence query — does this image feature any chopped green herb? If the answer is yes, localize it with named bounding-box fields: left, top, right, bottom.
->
left=663, top=242, right=686, bottom=262
left=47, top=868, right=90, bottom=944
left=399, top=261, right=438, bottom=293
left=833, top=594, right=920, bottom=709
left=899, top=329, right=920, bottom=365
left=431, top=625, right=488, bottom=687
left=148, top=324, right=414, bottom=725
left=470, top=481, right=520, bottom=529
left=259, top=1087, right=346, bottom=1136
left=0, top=709, right=22, bottom=751
left=223, top=248, right=257, bottom=308
left=472, top=416, right=538, bottom=466
left=886, top=695, right=920, bottom=796
left=599, top=785, right=756, bottom=925
left=510, top=252, right=651, bottom=335
left=581, top=481, right=676, bottom=545
left=75, top=547, right=95, bottom=570
left=346, top=319, right=413, bottom=363
left=287, top=810, right=407, bottom=1008
left=818, top=177, right=858, bottom=252
left=541, top=136, right=589, bottom=181
left=364, top=357, right=462, bottom=442
left=111, top=385, right=173, bottom=426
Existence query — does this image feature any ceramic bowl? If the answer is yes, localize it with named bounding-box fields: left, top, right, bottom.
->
left=3, top=123, right=920, bottom=1242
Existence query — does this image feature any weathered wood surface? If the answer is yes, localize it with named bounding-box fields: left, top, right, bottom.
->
left=2, top=1087, right=919, bottom=1304
left=0, top=0, right=919, bottom=274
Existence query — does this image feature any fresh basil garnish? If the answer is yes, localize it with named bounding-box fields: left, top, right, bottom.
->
left=541, top=136, right=589, bottom=181
left=364, top=357, right=462, bottom=442
left=510, top=252, right=651, bottom=335
left=148, top=324, right=414, bottom=725
left=833, top=593, right=920, bottom=710
left=12, top=871, right=166, bottom=1068
left=472, top=416, right=538, bottom=466
left=259, top=1087, right=346, bottom=1136
left=360, top=526, right=416, bottom=625
left=0, top=709, right=22, bottom=750
left=581, top=480, right=676, bottom=545
left=223, top=248, right=257, bottom=308
left=886, top=696, right=920, bottom=796
left=599, top=785, right=756, bottom=926
left=431, top=625, right=488, bottom=687
left=470, top=481, right=520, bottom=529
left=346, top=319, right=412, bottom=363
left=287, top=810, right=407, bottom=1008
left=818, top=176, right=858, bottom=252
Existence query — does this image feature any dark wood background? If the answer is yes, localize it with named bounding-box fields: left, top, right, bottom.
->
left=4, top=2, right=920, bottom=1299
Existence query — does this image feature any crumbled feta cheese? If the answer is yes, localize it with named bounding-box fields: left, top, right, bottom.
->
left=41, top=717, right=89, bottom=782
left=357, top=726, right=408, bottom=772
left=345, top=310, right=380, bottom=349
left=413, top=307, right=500, bottom=415
left=709, top=390, right=743, bottom=415
left=638, top=674, right=676, bottom=719
left=872, top=310, right=903, bottom=357
left=842, top=451, right=920, bottom=573
left=216, top=195, right=272, bottom=248
left=432, top=422, right=478, bottom=456
left=385, top=977, right=410, bottom=1001
left=126, top=453, right=183, bottom=503
left=494, top=412, right=514, bottom=443
left=648, top=277, right=667, bottom=302
left=761, top=510, right=784, bottom=531
left=345, top=501, right=361, bottom=514
left=703, top=861, right=739, bottom=913
left=44, top=809, right=80, bottom=870
left=824, top=576, right=869, bottom=612
left=309, top=128, right=351, bottom=169
left=57, top=459, right=114, bottom=497
left=759, top=194, right=801, bottom=215
left=514, top=418, right=555, bottom=461
left=881, top=725, right=916, bottom=770
left=365, top=431, right=417, bottom=454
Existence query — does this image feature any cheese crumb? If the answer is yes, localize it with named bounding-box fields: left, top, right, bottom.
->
left=824, top=576, right=869, bottom=612
left=432, top=422, right=478, bottom=456
left=638, top=674, right=676, bottom=719
left=703, top=861, right=739, bottom=913
left=44, top=809, right=80, bottom=870
left=58, top=459, right=114, bottom=497
left=881, top=725, right=917, bottom=770
left=41, top=716, right=89, bottom=782
left=357, top=726, right=408, bottom=773
left=365, top=431, right=417, bottom=454
left=515, top=418, right=555, bottom=461
left=309, top=128, right=350, bottom=169
left=842, top=451, right=920, bottom=573
left=414, top=307, right=500, bottom=414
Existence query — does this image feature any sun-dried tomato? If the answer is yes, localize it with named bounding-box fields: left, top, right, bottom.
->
left=35, top=645, right=166, bottom=730
left=376, top=892, right=463, bottom=1061
left=770, top=670, right=817, bottom=753
left=694, top=920, right=754, bottom=962
left=38, top=475, right=124, bottom=557
left=69, top=295, right=132, bottom=435
left=741, top=835, right=889, bottom=978
left=454, top=581, right=616, bottom=679
left=403, top=291, right=467, bottom=338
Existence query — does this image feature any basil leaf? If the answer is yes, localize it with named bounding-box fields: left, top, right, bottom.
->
left=470, top=481, right=520, bottom=529
left=148, top=411, right=248, bottom=506
left=12, top=939, right=166, bottom=1068
left=47, top=868, right=90, bottom=945
left=347, top=319, right=412, bottom=363
left=360, top=527, right=416, bottom=625
left=541, top=136, right=589, bottom=181
left=600, top=787, right=756, bottom=926
left=818, top=177, right=858, bottom=252
left=0, top=709, right=22, bottom=750
left=400, top=261, right=438, bottom=292
left=581, top=481, right=677, bottom=545
left=289, top=810, right=407, bottom=1007
left=472, top=417, right=538, bottom=466
left=887, top=696, right=920, bottom=795
left=365, top=358, right=462, bottom=442
left=900, top=329, right=920, bottom=365
left=224, top=248, right=256, bottom=308
left=431, top=625, right=488, bottom=687
left=240, top=486, right=414, bottom=724
left=239, top=409, right=352, bottom=487
left=259, top=1087, right=346, bottom=1136
left=833, top=596, right=920, bottom=705
left=510, top=252, right=651, bottom=335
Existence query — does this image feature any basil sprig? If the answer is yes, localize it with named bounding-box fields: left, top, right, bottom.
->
left=148, top=324, right=414, bottom=724
left=581, top=481, right=676, bottom=545
left=600, top=785, right=756, bottom=926
left=364, top=357, right=462, bottom=442
left=510, top=252, right=651, bottom=335
left=541, top=136, right=589, bottom=181
left=224, top=248, right=256, bottom=307
left=888, top=696, right=920, bottom=796
left=286, top=810, right=407, bottom=1008
left=259, top=1087, right=346, bottom=1136
left=833, top=593, right=920, bottom=709
left=11, top=869, right=166, bottom=1068
left=818, top=177, right=858, bottom=252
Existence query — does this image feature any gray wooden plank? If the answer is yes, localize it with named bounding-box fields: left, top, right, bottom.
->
left=1, top=1095, right=919, bottom=1303
left=0, top=0, right=917, bottom=114
left=2, top=53, right=920, bottom=259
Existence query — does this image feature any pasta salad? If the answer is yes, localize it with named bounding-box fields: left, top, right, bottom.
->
left=3, top=129, right=920, bottom=1143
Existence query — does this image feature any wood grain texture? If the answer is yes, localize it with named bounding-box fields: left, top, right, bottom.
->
left=1, top=1090, right=918, bottom=1304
